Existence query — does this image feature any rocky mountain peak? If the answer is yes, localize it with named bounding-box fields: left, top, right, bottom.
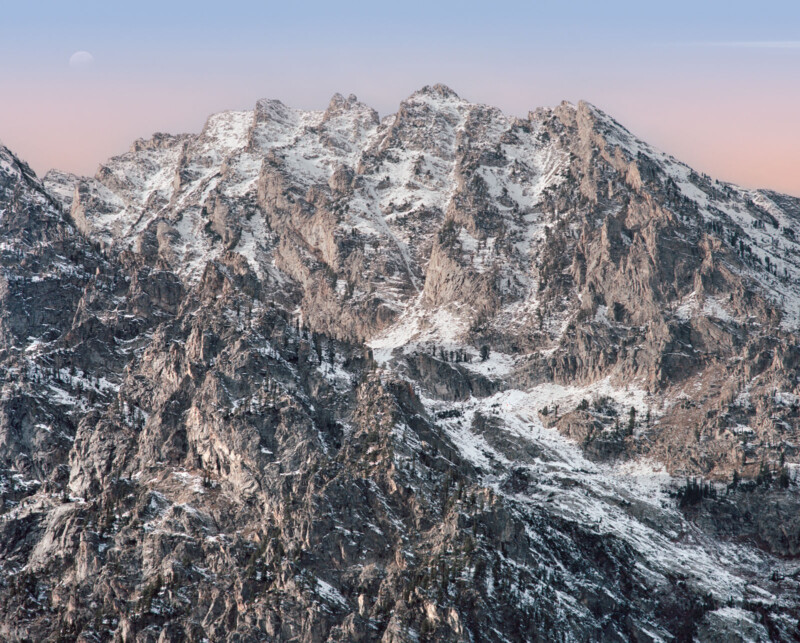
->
left=0, top=143, right=39, bottom=189
left=324, top=92, right=374, bottom=117
left=412, top=82, right=463, bottom=101
left=254, top=97, right=296, bottom=125
left=129, top=132, right=188, bottom=155
left=4, top=88, right=800, bottom=642
left=321, top=92, right=380, bottom=135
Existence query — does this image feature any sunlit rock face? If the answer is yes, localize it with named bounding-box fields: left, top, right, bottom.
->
left=0, top=87, right=799, bottom=641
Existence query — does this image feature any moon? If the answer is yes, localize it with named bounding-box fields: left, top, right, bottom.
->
left=69, top=51, right=94, bottom=68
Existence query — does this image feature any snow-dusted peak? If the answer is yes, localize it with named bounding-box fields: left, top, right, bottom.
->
left=254, top=98, right=296, bottom=126
left=199, top=110, right=252, bottom=154
left=366, top=85, right=474, bottom=165
left=41, top=169, right=79, bottom=210
left=575, top=100, right=651, bottom=154
left=128, top=131, right=188, bottom=155
left=397, top=84, right=473, bottom=122
left=409, top=83, right=464, bottom=103
left=0, top=143, right=37, bottom=186
left=0, top=144, right=21, bottom=180
left=0, top=143, right=56, bottom=215
left=323, top=93, right=378, bottom=123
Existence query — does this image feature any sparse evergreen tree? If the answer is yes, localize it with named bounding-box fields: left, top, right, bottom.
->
left=729, top=469, right=740, bottom=492
left=778, top=466, right=791, bottom=488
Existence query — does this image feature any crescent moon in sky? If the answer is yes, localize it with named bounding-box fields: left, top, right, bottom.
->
left=69, top=51, right=94, bottom=68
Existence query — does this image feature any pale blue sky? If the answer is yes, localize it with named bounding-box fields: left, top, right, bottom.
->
left=1, top=1, right=798, bottom=194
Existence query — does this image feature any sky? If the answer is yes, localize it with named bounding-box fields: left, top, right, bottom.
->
left=0, top=0, right=798, bottom=196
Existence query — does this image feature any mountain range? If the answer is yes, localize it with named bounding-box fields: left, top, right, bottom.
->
left=2, top=84, right=800, bottom=641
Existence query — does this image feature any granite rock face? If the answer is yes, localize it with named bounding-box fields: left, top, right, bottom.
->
left=1, top=87, right=800, bottom=641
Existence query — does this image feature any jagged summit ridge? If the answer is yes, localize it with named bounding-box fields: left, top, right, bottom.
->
left=39, top=86, right=800, bottom=343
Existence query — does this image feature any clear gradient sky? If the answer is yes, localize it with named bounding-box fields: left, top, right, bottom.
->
left=1, top=1, right=798, bottom=195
